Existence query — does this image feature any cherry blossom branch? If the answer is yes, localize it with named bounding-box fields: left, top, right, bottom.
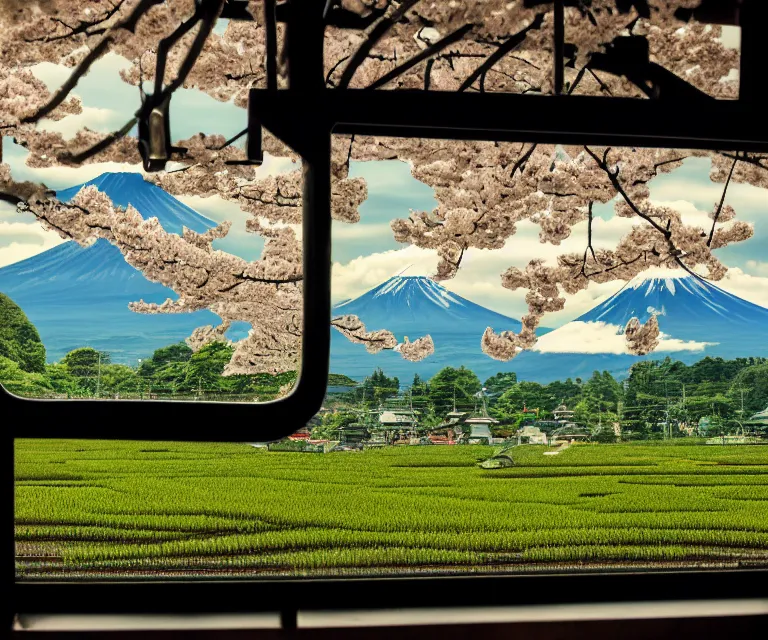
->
left=24, top=1, right=126, bottom=43
left=21, top=0, right=164, bottom=123
left=58, top=0, right=224, bottom=165
left=584, top=145, right=671, bottom=239
left=331, top=314, right=434, bottom=361
left=366, top=23, right=475, bottom=90
left=65, top=117, right=138, bottom=164
left=152, top=1, right=205, bottom=98
left=721, top=152, right=768, bottom=172
left=458, top=13, right=545, bottom=92
left=581, top=201, right=597, bottom=277
left=707, top=154, right=738, bottom=247
left=337, top=0, right=422, bottom=89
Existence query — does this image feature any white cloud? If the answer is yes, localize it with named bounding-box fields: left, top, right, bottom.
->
left=532, top=321, right=716, bottom=355
left=651, top=176, right=768, bottom=222
left=330, top=215, right=642, bottom=323
left=332, top=245, right=438, bottom=303
left=333, top=222, right=394, bottom=241
left=0, top=221, right=66, bottom=268
left=8, top=157, right=145, bottom=190
left=715, top=267, right=768, bottom=308
left=745, top=260, right=768, bottom=277
left=38, top=106, right=124, bottom=139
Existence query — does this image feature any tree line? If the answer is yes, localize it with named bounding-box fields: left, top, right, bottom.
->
left=326, top=357, right=768, bottom=440
left=2, top=291, right=767, bottom=437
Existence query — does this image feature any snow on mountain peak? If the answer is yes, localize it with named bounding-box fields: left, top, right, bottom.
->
left=368, top=275, right=465, bottom=309
left=626, top=267, right=691, bottom=295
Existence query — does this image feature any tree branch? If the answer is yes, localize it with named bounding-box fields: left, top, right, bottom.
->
left=581, top=201, right=597, bottom=277
left=21, top=0, right=164, bottom=123
left=63, top=117, right=138, bottom=164
left=152, top=2, right=204, bottom=98
left=458, top=13, right=545, bottom=92
left=707, top=154, right=738, bottom=247
left=510, top=143, right=537, bottom=177
left=24, top=1, right=125, bottom=43
left=366, top=23, right=474, bottom=90
left=337, top=0, right=422, bottom=89
left=584, top=146, right=670, bottom=238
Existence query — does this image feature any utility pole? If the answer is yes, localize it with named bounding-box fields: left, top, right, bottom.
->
left=682, top=383, right=687, bottom=435
left=617, top=400, right=623, bottom=440
left=95, top=352, right=102, bottom=399
left=738, top=385, right=746, bottom=436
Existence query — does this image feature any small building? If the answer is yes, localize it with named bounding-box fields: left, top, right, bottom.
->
left=553, top=404, right=575, bottom=423
left=464, top=415, right=499, bottom=443
left=288, top=426, right=312, bottom=441
left=550, top=424, right=591, bottom=445
left=335, top=422, right=369, bottom=445
left=516, top=425, right=548, bottom=445
left=375, top=405, right=420, bottom=444
left=745, top=407, right=768, bottom=437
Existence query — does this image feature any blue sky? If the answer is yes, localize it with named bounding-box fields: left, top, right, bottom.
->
left=2, top=49, right=767, bottom=329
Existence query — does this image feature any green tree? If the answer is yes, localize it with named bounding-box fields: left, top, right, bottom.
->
left=359, top=368, right=400, bottom=407
left=62, top=347, right=110, bottom=377
left=591, top=422, right=618, bottom=443
left=181, top=341, right=234, bottom=393
left=483, top=372, right=517, bottom=395
left=0, top=292, right=46, bottom=373
left=730, top=363, right=768, bottom=415
left=314, top=411, right=358, bottom=440
left=139, top=342, right=193, bottom=378
left=544, top=377, right=582, bottom=408
left=493, top=381, right=552, bottom=422
left=428, top=366, right=481, bottom=416
left=44, top=363, right=83, bottom=397
left=0, top=355, right=52, bottom=396
left=99, top=364, right=140, bottom=395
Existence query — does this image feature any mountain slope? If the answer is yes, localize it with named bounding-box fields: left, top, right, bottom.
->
left=578, top=269, right=768, bottom=343
left=334, top=275, right=523, bottom=334
left=0, top=172, right=245, bottom=364
left=511, top=269, right=768, bottom=381
left=331, top=275, right=528, bottom=380
left=330, top=270, right=768, bottom=383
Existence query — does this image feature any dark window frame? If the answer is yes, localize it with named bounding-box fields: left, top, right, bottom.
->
left=8, top=0, right=768, bottom=623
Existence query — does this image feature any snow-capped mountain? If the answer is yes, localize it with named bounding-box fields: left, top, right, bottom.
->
left=512, top=268, right=768, bottom=381
left=0, top=172, right=247, bottom=364
left=331, top=269, right=768, bottom=383
left=331, top=275, right=532, bottom=380
left=334, top=275, right=523, bottom=334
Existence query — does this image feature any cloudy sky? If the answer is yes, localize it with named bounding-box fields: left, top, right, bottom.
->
left=2, top=40, right=767, bottom=331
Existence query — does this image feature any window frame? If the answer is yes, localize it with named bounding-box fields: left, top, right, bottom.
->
left=8, top=0, right=768, bottom=622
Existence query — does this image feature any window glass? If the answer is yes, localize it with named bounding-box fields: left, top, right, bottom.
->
left=15, top=134, right=768, bottom=579
left=1, top=5, right=302, bottom=403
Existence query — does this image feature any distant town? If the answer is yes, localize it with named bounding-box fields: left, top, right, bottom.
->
left=268, top=358, right=768, bottom=453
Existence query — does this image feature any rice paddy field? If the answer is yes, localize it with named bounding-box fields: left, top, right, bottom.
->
left=14, top=439, right=768, bottom=579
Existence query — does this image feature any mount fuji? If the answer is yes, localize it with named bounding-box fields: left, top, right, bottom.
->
left=331, top=275, right=544, bottom=381
left=331, top=270, right=768, bottom=383
left=0, top=172, right=247, bottom=364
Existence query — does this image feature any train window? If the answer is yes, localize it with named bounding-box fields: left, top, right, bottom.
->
left=7, top=0, right=768, bottom=620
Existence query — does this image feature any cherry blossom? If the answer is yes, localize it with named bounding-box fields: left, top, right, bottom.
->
left=1, top=1, right=764, bottom=375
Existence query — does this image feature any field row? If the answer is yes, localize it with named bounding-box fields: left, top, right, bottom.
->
left=14, top=440, right=768, bottom=576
